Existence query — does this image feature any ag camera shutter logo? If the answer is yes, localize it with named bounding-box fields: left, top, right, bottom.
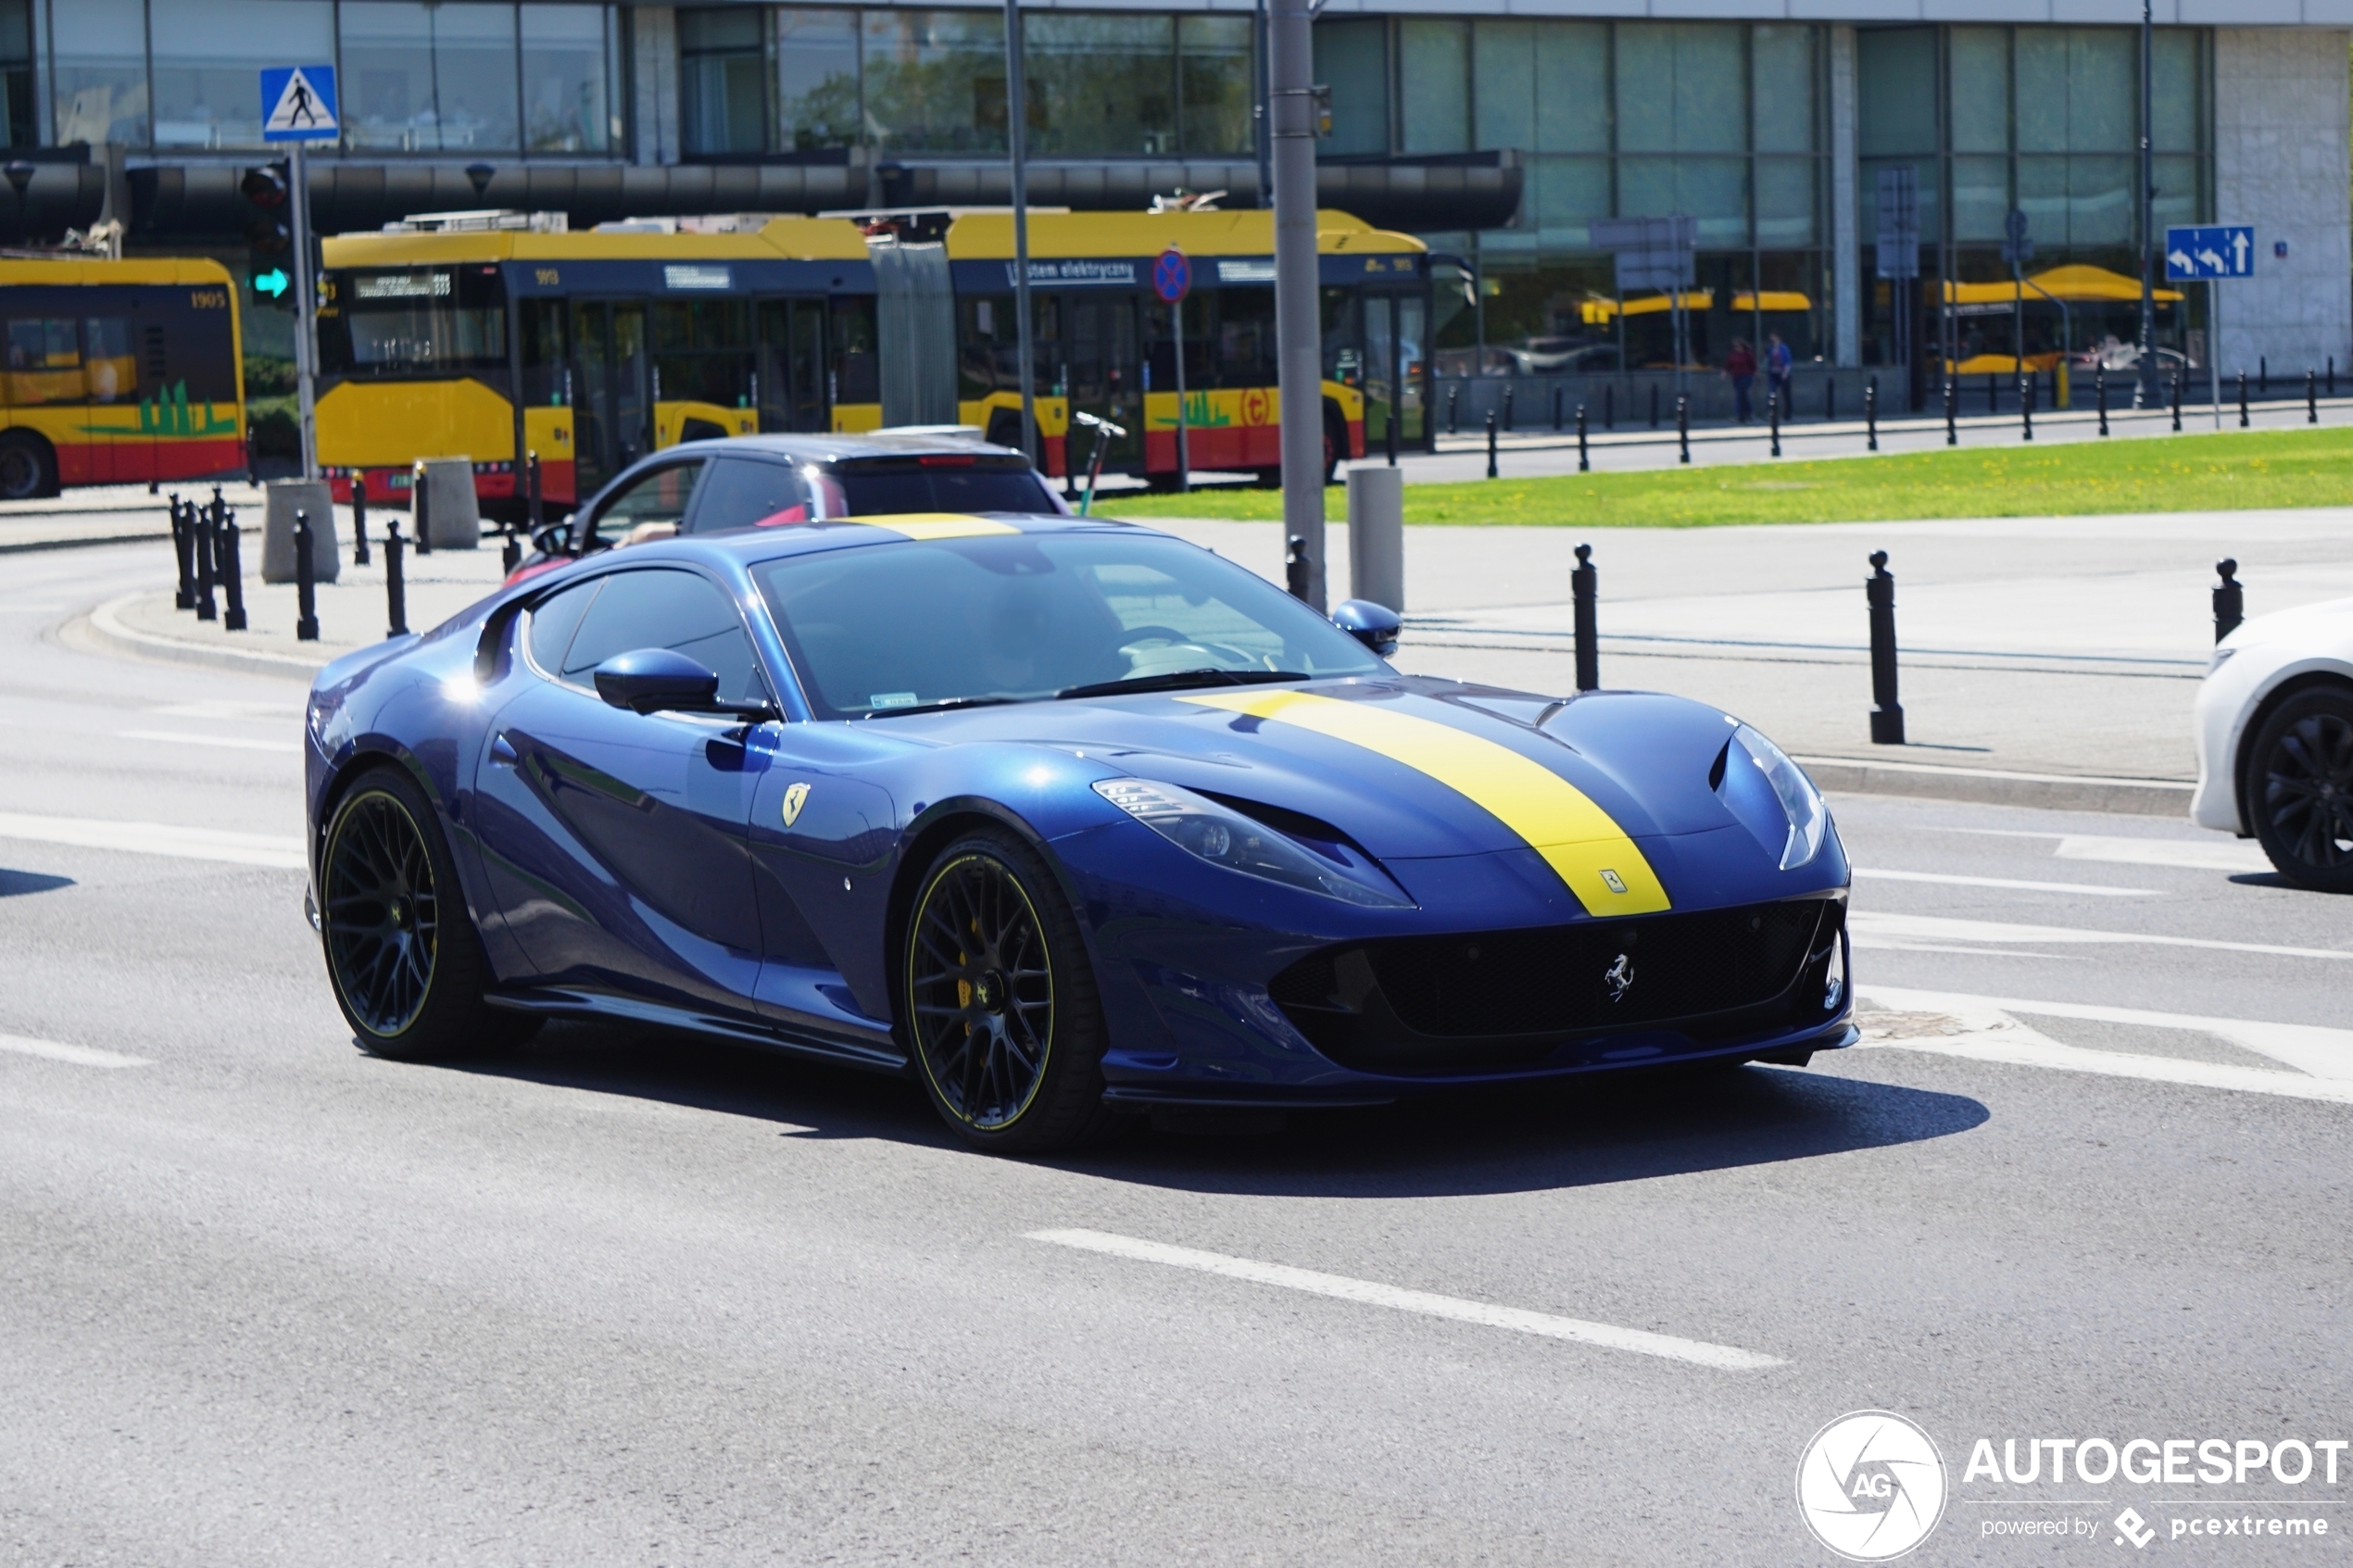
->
left=1797, top=1410, right=1949, bottom=1561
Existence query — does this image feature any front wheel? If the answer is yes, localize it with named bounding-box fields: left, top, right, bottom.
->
left=0, top=432, right=56, bottom=500
left=2248, top=687, right=2353, bottom=892
left=320, top=766, right=535, bottom=1059
left=902, top=830, right=1115, bottom=1153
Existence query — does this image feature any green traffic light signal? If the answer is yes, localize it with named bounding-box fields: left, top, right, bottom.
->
left=252, top=266, right=291, bottom=305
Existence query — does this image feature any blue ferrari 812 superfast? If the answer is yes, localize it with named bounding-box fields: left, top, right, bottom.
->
left=303, top=512, right=1852, bottom=1151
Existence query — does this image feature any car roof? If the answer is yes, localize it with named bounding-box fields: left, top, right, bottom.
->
left=617, top=512, right=1153, bottom=571
left=665, top=432, right=1029, bottom=466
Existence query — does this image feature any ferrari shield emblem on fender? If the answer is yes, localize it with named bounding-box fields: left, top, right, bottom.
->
left=1604, top=953, right=1634, bottom=1003
left=782, top=782, right=811, bottom=827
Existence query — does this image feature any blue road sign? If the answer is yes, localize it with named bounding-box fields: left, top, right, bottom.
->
left=260, top=66, right=338, bottom=143
left=1152, top=248, right=1190, bottom=304
left=2166, top=225, right=2254, bottom=282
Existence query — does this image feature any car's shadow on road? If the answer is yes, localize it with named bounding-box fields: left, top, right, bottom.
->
left=451, top=1022, right=1988, bottom=1199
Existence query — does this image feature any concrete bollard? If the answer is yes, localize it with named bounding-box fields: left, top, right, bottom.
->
left=261, top=480, right=338, bottom=584
left=417, top=456, right=480, bottom=549
left=1346, top=464, right=1404, bottom=614
left=1572, top=543, right=1598, bottom=694
left=2214, top=559, right=2244, bottom=644
left=1867, top=551, right=1905, bottom=745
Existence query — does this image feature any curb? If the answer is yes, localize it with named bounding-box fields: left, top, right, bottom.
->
left=1, top=530, right=170, bottom=556
left=1796, top=754, right=2194, bottom=818
left=76, top=592, right=336, bottom=682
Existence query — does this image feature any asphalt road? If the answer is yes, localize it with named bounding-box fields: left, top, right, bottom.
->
left=6, top=545, right=2350, bottom=1566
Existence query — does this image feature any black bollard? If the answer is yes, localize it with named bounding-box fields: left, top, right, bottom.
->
left=1866, top=377, right=1879, bottom=451
left=2238, top=370, right=2249, bottom=428
left=1603, top=383, right=1614, bottom=431
left=1988, top=372, right=1998, bottom=415
left=1485, top=409, right=1499, bottom=480
left=193, top=501, right=218, bottom=622
left=527, top=450, right=544, bottom=532
left=1552, top=383, right=1564, bottom=433
left=170, top=495, right=195, bottom=609
left=414, top=463, right=434, bottom=555
left=1676, top=395, right=1690, bottom=464
left=2331, top=357, right=2337, bottom=398
left=293, top=509, right=320, bottom=642
left=1446, top=385, right=1459, bottom=435
left=2259, top=356, right=2267, bottom=395
left=2096, top=366, right=2108, bottom=436
left=1284, top=534, right=1309, bottom=600
left=1650, top=383, right=1660, bottom=430
left=2214, top=558, right=2244, bottom=644
left=1944, top=377, right=1957, bottom=446
left=501, top=530, right=522, bottom=576
left=1385, top=403, right=1399, bottom=466
left=216, top=500, right=247, bottom=633
left=1867, top=550, right=1906, bottom=746
left=1769, top=389, right=1781, bottom=458
left=1576, top=403, right=1590, bottom=472
left=352, top=475, right=371, bottom=567
left=2171, top=369, right=2183, bottom=432
left=1502, top=383, right=1514, bottom=434
left=2309, top=368, right=2318, bottom=424
left=2020, top=370, right=2033, bottom=442
left=384, top=518, right=409, bottom=637
left=1571, top=543, right=1599, bottom=694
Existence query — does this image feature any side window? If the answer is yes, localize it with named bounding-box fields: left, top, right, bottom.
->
left=592, top=458, right=707, bottom=544
left=557, top=569, right=766, bottom=707
left=524, top=576, right=602, bottom=676
left=7, top=318, right=79, bottom=406
left=687, top=457, right=812, bottom=534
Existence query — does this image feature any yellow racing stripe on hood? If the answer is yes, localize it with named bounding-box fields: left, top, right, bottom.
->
left=1182, top=688, right=1670, bottom=915
left=854, top=514, right=1023, bottom=541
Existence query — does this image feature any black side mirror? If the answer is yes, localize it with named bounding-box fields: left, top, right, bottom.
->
left=531, top=515, right=574, bottom=558
left=593, top=648, right=777, bottom=721
left=1331, top=598, right=1401, bottom=658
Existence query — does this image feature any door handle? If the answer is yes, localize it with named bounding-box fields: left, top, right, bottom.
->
left=490, top=733, right=518, bottom=766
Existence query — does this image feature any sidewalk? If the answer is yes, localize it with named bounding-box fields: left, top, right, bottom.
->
left=0, top=481, right=276, bottom=554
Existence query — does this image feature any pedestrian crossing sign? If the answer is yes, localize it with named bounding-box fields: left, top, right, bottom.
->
left=260, top=66, right=338, bottom=143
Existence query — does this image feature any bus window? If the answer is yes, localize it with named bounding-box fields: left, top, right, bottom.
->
left=520, top=298, right=569, bottom=406
left=652, top=298, right=750, bottom=409
left=7, top=318, right=79, bottom=405
left=755, top=298, right=827, bottom=432
left=83, top=317, right=136, bottom=403
left=830, top=295, right=878, bottom=407
left=320, top=268, right=509, bottom=377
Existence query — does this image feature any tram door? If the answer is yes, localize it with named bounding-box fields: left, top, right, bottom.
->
left=1060, top=293, right=1141, bottom=471
left=572, top=299, right=652, bottom=494
left=1364, top=292, right=1428, bottom=448
left=754, top=298, right=829, bottom=433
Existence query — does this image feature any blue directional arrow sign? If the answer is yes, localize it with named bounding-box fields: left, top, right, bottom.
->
left=2166, top=224, right=2255, bottom=282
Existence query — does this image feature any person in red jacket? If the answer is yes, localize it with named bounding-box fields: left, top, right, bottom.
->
left=1725, top=338, right=1758, bottom=424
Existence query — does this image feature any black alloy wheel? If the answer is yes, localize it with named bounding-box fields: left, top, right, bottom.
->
left=903, top=831, right=1114, bottom=1152
left=320, top=768, right=534, bottom=1058
left=2250, top=687, right=2353, bottom=892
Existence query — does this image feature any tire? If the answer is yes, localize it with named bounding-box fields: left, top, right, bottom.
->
left=319, top=766, right=535, bottom=1059
left=2247, top=686, right=2353, bottom=892
left=0, top=432, right=57, bottom=500
left=902, top=828, right=1116, bottom=1154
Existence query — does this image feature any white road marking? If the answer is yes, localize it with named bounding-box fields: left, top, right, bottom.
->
left=0, top=810, right=306, bottom=870
left=1854, top=985, right=2353, bottom=1105
left=1952, top=829, right=2270, bottom=873
left=1852, top=867, right=2153, bottom=897
left=1849, top=909, right=2350, bottom=961
left=1860, top=984, right=2353, bottom=1081
left=117, top=729, right=304, bottom=755
left=0, top=1033, right=151, bottom=1069
left=146, top=700, right=302, bottom=721
left=1027, top=1228, right=1784, bottom=1371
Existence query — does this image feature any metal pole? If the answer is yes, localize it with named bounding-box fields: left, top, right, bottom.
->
left=1270, top=0, right=1325, bottom=607
left=1676, top=394, right=1690, bottom=464
left=2096, top=366, right=2108, bottom=436
left=1866, top=377, right=1878, bottom=451
left=1944, top=375, right=1957, bottom=446
left=1867, top=550, right=1905, bottom=745
left=291, top=143, right=319, bottom=481
left=2137, top=0, right=2156, bottom=409
left=1571, top=543, right=1598, bottom=693
left=1006, top=0, right=1038, bottom=466
left=2209, top=281, right=2221, bottom=430
left=1173, top=285, right=1189, bottom=493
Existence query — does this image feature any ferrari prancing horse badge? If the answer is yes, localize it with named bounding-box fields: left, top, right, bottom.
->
left=782, top=782, right=811, bottom=826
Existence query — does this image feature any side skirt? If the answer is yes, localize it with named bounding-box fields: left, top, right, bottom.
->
left=484, top=986, right=910, bottom=1075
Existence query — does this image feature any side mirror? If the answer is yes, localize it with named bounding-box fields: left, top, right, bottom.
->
left=531, top=515, right=574, bottom=558
left=1331, top=598, right=1401, bottom=658
left=594, top=648, right=721, bottom=714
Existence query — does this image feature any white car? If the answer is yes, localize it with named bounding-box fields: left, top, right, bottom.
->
left=2193, top=597, right=2353, bottom=888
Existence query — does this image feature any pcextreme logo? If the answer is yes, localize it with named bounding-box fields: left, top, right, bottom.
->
left=1798, top=1410, right=1950, bottom=1562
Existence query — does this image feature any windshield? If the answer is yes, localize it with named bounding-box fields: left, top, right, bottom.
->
left=827, top=463, right=1059, bottom=517
left=319, top=267, right=509, bottom=376
left=752, top=530, right=1384, bottom=719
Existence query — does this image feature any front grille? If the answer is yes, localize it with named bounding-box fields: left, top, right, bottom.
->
left=1268, top=897, right=1841, bottom=1074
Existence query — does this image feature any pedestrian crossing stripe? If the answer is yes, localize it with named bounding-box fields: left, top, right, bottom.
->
left=261, top=66, right=338, bottom=142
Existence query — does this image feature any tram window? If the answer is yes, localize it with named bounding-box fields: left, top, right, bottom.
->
left=831, top=296, right=879, bottom=405
left=520, top=299, right=570, bottom=406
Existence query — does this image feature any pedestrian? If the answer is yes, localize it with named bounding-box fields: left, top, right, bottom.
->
left=1767, top=332, right=1793, bottom=416
left=1725, top=337, right=1757, bottom=424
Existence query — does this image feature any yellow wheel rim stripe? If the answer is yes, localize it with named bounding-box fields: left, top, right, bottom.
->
left=1182, top=688, right=1671, bottom=916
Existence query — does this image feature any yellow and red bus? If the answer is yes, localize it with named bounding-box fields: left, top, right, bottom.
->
left=0, top=256, right=245, bottom=498
left=313, top=207, right=1430, bottom=508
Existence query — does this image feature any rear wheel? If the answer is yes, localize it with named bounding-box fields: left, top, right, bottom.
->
left=2248, top=687, right=2353, bottom=892
left=320, top=767, right=535, bottom=1058
left=902, top=829, right=1115, bottom=1153
left=0, top=432, right=56, bottom=500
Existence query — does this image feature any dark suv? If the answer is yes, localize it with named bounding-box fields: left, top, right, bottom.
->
left=509, top=433, right=1065, bottom=583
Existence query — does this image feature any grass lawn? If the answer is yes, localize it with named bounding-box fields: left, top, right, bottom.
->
left=1092, top=424, right=2353, bottom=527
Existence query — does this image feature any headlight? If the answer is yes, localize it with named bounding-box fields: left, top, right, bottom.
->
left=1092, top=778, right=1411, bottom=907
left=1727, top=723, right=1830, bottom=871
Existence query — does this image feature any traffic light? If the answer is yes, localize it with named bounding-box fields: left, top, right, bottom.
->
left=241, top=161, right=293, bottom=310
